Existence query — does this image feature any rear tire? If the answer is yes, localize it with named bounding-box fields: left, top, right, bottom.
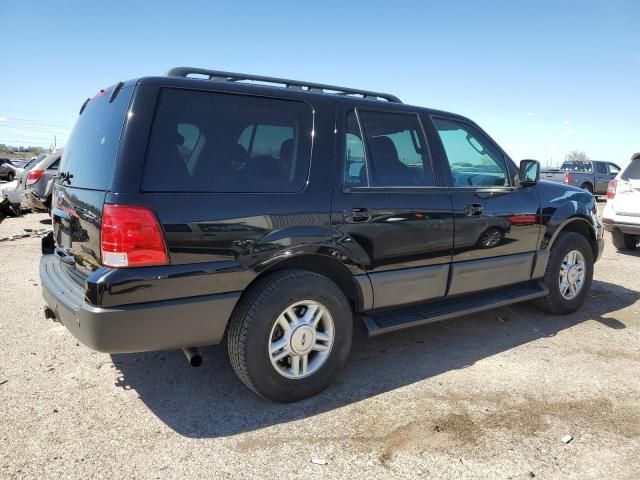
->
left=611, top=229, right=639, bottom=250
left=227, top=270, right=353, bottom=402
left=580, top=182, right=593, bottom=194
left=532, top=232, right=594, bottom=315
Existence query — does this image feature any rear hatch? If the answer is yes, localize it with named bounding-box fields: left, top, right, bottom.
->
left=51, top=84, right=134, bottom=277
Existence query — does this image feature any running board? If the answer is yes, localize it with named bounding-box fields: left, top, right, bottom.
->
left=362, top=281, right=549, bottom=336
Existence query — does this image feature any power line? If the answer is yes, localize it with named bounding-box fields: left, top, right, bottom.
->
left=0, top=116, right=74, bottom=127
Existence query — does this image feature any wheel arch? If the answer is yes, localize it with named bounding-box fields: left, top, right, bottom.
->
left=547, top=216, right=598, bottom=259
left=242, top=251, right=370, bottom=314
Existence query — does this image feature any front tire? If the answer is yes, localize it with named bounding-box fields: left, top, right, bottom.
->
left=532, top=232, right=594, bottom=315
left=611, top=229, right=638, bottom=251
left=6, top=172, right=14, bottom=182
left=227, top=270, right=353, bottom=402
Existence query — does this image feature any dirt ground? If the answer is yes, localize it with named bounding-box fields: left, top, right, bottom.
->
left=1, top=203, right=639, bottom=479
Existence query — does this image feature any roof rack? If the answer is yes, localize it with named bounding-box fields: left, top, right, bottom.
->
left=165, top=67, right=402, bottom=103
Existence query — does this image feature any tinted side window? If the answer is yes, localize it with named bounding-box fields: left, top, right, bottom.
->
left=142, top=89, right=312, bottom=193
left=48, top=159, right=60, bottom=170
left=433, top=117, right=509, bottom=187
left=608, top=163, right=620, bottom=175
left=596, top=162, right=608, bottom=174
left=358, top=110, right=433, bottom=187
left=344, top=111, right=367, bottom=186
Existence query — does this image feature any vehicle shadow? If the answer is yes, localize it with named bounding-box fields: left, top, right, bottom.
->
left=111, top=279, right=637, bottom=438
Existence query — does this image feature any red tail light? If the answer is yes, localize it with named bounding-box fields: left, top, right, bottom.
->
left=563, top=172, right=573, bottom=184
left=100, top=204, right=169, bottom=268
left=607, top=179, right=617, bottom=200
left=26, top=169, right=44, bottom=186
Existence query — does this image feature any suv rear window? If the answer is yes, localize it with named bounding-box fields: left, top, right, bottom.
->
left=142, top=89, right=313, bottom=193
left=60, top=84, right=134, bottom=190
left=622, top=159, right=640, bottom=180
left=561, top=161, right=592, bottom=172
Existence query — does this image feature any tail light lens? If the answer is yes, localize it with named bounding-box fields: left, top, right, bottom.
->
left=607, top=179, right=617, bottom=200
left=563, top=172, right=573, bottom=184
left=26, top=169, right=44, bottom=186
left=100, top=204, right=169, bottom=268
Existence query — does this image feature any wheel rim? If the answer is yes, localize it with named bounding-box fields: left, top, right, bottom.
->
left=268, top=300, right=334, bottom=379
left=482, top=229, right=502, bottom=247
left=559, top=249, right=586, bottom=300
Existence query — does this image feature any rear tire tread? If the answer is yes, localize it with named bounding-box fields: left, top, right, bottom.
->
left=227, top=270, right=329, bottom=399
left=611, top=229, right=638, bottom=250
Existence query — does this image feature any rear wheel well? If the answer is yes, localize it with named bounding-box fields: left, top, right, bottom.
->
left=554, top=219, right=598, bottom=259
left=259, top=255, right=357, bottom=308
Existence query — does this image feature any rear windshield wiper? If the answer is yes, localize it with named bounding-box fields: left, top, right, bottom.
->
left=57, top=171, right=73, bottom=184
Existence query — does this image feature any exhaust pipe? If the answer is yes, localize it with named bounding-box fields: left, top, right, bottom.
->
left=44, top=306, right=57, bottom=320
left=182, top=347, right=203, bottom=367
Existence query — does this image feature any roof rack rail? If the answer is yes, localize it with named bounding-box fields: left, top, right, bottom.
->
left=165, top=67, right=402, bottom=103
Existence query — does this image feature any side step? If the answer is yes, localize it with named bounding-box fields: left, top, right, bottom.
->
left=362, top=281, right=549, bottom=336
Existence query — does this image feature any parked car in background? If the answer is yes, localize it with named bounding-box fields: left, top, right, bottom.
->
left=22, top=150, right=62, bottom=211
left=11, top=153, right=49, bottom=212
left=39, top=68, right=603, bottom=402
left=0, top=158, right=18, bottom=182
left=10, top=158, right=29, bottom=168
left=603, top=153, right=640, bottom=250
left=542, top=160, right=621, bottom=195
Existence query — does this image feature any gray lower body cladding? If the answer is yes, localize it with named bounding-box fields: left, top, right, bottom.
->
left=40, top=255, right=239, bottom=353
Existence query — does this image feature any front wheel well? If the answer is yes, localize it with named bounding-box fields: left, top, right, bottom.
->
left=553, top=219, right=598, bottom=259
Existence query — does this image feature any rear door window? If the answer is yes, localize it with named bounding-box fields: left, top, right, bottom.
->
left=142, top=89, right=313, bottom=193
left=60, top=84, right=134, bottom=190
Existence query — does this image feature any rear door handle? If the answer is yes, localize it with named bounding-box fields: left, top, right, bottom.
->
left=344, top=207, right=371, bottom=223
left=464, top=204, right=484, bottom=217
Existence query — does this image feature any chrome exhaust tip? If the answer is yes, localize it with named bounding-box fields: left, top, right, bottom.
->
left=182, top=347, right=203, bottom=367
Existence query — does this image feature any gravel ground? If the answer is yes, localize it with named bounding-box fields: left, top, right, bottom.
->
left=1, top=204, right=639, bottom=479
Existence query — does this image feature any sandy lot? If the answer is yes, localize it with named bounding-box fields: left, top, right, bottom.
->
left=1, top=204, right=639, bottom=479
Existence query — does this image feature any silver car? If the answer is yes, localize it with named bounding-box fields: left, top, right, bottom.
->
left=22, top=150, right=63, bottom=211
left=0, top=158, right=18, bottom=182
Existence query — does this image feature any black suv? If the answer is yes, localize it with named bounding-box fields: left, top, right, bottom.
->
left=40, top=68, right=604, bottom=402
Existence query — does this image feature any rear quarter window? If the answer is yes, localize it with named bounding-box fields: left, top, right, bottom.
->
left=59, top=84, right=134, bottom=190
left=141, top=88, right=313, bottom=193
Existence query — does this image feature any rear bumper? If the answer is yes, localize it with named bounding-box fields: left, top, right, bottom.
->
left=603, top=220, right=640, bottom=236
left=40, top=254, right=239, bottom=353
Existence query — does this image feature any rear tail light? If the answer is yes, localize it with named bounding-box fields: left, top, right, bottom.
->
left=563, top=172, right=573, bottom=184
left=26, top=169, right=44, bottom=186
left=607, top=179, right=617, bottom=200
left=100, top=204, right=169, bottom=268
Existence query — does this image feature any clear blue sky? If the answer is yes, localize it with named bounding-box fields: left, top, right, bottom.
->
left=1, top=0, right=638, bottom=166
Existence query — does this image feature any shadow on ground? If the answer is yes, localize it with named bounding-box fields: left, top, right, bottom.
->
left=111, top=279, right=637, bottom=438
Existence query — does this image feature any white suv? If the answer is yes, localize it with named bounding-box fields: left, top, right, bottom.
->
left=603, top=153, right=640, bottom=250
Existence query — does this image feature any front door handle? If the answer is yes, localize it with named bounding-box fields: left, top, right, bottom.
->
left=464, top=204, right=484, bottom=217
left=345, top=207, right=371, bottom=223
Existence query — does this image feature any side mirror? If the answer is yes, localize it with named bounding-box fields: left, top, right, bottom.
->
left=519, top=159, right=540, bottom=186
